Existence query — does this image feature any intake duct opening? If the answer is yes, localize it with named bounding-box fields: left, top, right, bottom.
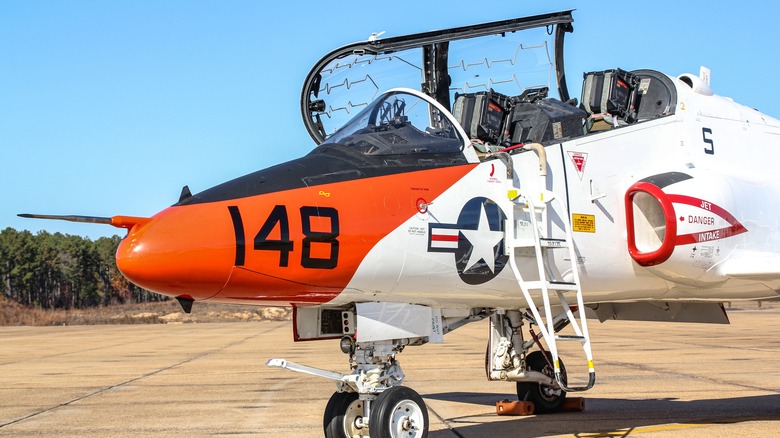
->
left=625, top=182, right=677, bottom=267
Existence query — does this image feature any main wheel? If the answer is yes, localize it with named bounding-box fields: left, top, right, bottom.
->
left=516, top=351, right=567, bottom=414
left=323, top=391, right=368, bottom=438
left=369, top=386, right=428, bottom=438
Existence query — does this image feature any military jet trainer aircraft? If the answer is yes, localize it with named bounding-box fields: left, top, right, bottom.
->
left=22, top=10, right=780, bottom=438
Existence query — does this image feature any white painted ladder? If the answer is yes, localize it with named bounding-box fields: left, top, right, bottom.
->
left=502, top=146, right=595, bottom=392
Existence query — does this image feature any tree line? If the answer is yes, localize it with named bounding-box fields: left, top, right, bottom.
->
left=0, top=227, right=164, bottom=309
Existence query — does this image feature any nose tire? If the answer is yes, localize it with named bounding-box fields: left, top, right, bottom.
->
left=370, top=385, right=429, bottom=438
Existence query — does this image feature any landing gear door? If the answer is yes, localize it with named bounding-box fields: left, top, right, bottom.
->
left=293, top=306, right=356, bottom=341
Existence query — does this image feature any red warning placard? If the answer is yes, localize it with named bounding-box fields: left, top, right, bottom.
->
left=568, top=151, right=588, bottom=180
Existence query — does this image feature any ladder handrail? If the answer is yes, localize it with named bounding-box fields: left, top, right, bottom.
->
left=505, top=183, right=595, bottom=392
left=545, top=192, right=595, bottom=391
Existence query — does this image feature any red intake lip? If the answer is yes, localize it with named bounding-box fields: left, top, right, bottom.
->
left=625, top=182, right=677, bottom=267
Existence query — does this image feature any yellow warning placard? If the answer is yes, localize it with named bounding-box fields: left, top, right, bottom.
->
left=572, top=214, right=595, bottom=233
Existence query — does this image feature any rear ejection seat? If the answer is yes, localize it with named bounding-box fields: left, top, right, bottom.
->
left=451, top=87, right=588, bottom=155
left=630, top=69, right=677, bottom=121
left=581, top=69, right=677, bottom=132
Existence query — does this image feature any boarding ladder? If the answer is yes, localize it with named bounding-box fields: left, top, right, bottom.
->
left=502, top=144, right=595, bottom=392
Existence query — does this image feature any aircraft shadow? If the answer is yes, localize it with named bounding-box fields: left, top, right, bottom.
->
left=425, top=392, right=780, bottom=437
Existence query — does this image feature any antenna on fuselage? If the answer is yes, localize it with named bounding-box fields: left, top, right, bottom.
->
left=700, top=66, right=711, bottom=86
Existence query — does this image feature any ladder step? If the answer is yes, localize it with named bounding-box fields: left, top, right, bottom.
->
left=505, top=238, right=535, bottom=248
left=525, top=281, right=579, bottom=291
left=505, top=238, right=567, bottom=249
left=505, top=239, right=535, bottom=249
left=556, top=335, right=586, bottom=341
left=540, top=238, right=567, bottom=249
left=548, top=281, right=579, bottom=291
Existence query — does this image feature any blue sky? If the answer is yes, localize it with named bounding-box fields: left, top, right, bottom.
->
left=2, top=1, right=778, bottom=239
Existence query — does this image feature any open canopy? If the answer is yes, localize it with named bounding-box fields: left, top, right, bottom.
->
left=301, top=10, right=575, bottom=144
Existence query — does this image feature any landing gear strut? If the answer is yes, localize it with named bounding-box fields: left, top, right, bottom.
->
left=487, top=310, right=572, bottom=413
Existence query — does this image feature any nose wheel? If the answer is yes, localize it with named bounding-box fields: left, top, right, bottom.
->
left=324, top=386, right=428, bottom=438
left=323, top=391, right=369, bottom=438
left=371, top=386, right=428, bottom=438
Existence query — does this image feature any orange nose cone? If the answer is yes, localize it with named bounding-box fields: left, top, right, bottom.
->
left=116, top=205, right=235, bottom=300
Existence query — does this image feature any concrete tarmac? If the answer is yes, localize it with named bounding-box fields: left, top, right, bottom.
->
left=2, top=308, right=780, bottom=437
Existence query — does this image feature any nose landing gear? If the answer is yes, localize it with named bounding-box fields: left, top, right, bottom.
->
left=269, top=337, right=430, bottom=438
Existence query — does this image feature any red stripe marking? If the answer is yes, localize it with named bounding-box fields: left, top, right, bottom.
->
left=431, top=234, right=459, bottom=242
left=676, top=224, right=748, bottom=245
left=668, top=194, right=748, bottom=245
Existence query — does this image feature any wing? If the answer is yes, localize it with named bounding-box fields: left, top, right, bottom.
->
left=720, top=251, right=780, bottom=281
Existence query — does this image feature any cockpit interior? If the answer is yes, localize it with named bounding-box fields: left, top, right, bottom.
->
left=302, top=11, right=678, bottom=163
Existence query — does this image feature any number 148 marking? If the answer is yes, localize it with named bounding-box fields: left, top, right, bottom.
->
left=228, top=205, right=340, bottom=269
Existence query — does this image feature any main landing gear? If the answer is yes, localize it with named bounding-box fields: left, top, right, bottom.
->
left=487, top=310, right=579, bottom=414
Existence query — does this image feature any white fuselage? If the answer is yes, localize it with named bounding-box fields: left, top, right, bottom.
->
left=337, top=75, right=780, bottom=308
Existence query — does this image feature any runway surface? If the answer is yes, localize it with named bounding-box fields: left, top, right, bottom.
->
left=2, top=308, right=780, bottom=437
